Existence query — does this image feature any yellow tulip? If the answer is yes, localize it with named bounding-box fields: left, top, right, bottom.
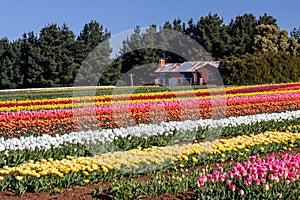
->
left=15, top=176, right=23, bottom=181
left=101, top=166, right=109, bottom=173
left=82, top=171, right=89, bottom=176
left=192, top=157, right=198, bottom=163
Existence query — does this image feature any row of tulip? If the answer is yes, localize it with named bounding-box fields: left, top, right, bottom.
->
left=1, top=110, right=300, bottom=168
left=2, top=82, right=300, bottom=196
left=1, top=109, right=300, bottom=168
left=1, top=92, right=300, bottom=135
left=196, top=153, right=300, bottom=199
left=1, top=130, right=299, bottom=177
left=103, top=151, right=300, bottom=200
left=1, top=109, right=300, bottom=152
left=3, top=89, right=300, bottom=112
left=0, top=130, right=299, bottom=195
left=2, top=82, right=300, bottom=111
left=3, top=90, right=300, bottom=121
left=1, top=82, right=300, bottom=110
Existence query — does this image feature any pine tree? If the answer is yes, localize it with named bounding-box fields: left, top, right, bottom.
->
left=58, top=23, right=79, bottom=86
left=38, top=24, right=63, bottom=87
left=194, top=13, right=231, bottom=59
left=258, top=13, right=278, bottom=26
left=227, top=14, right=257, bottom=56
left=0, top=40, right=23, bottom=88
left=19, top=32, right=45, bottom=88
left=75, top=20, right=112, bottom=86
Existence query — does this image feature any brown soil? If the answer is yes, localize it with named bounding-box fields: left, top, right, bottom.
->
left=0, top=178, right=195, bottom=200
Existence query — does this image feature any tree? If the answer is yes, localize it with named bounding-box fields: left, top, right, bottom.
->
left=20, top=32, right=45, bottom=88
left=194, top=13, right=231, bottom=59
left=227, top=14, right=257, bottom=56
left=38, top=24, right=64, bottom=87
left=58, top=23, right=79, bottom=86
left=118, top=25, right=159, bottom=85
left=257, top=13, right=278, bottom=26
left=77, top=20, right=110, bottom=56
left=291, top=27, right=300, bottom=43
left=75, top=20, right=111, bottom=86
left=98, top=58, right=122, bottom=85
left=253, top=24, right=299, bottom=57
left=0, top=37, right=9, bottom=57
left=0, top=40, right=23, bottom=88
left=38, top=23, right=79, bottom=87
left=291, top=27, right=300, bottom=56
left=220, top=52, right=300, bottom=85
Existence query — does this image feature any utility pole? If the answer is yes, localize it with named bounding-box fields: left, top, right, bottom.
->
left=129, top=74, right=134, bottom=86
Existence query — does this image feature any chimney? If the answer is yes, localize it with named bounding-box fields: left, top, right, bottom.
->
left=159, top=59, right=165, bottom=69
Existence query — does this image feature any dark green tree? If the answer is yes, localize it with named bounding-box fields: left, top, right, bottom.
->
left=58, top=23, right=79, bottom=86
left=38, top=24, right=64, bottom=87
left=291, top=27, right=300, bottom=43
left=194, top=13, right=231, bottom=59
left=257, top=13, right=278, bottom=26
left=118, top=26, right=159, bottom=85
left=75, top=20, right=111, bottom=86
left=227, top=14, right=257, bottom=56
left=0, top=37, right=9, bottom=57
left=220, top=52, right=300, bottom=85
left=0, top=40, right=23, bottom=88
left=20, top=32, right=45, bottom=88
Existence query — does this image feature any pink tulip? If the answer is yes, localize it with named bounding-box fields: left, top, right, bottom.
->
left=198, top=153, right=300, bottom=192
left=198, top=176, right=207, bottom=185
left=230, top=184, right=236, bottom=191
left=228, top=171, right=234, bottom=179
left=264, top=184, right=270, bottom=191
left=241, top=170, right=247, bottom=176
left=250, top=156, right=256, bottom=161
left=237, top=175, right=242, bottom=180
left=218, top=167, right=223, bottom=173
left=245, top=178, right=252, bottom=185
left=254, top=179, right=261, bottom=185
left=226, top=179, right=231, bottom=185
left=240, top=189, right=244, bottom=196
left=219, top=175, right=226, bottom=182
left=206, top=174, right=213, bottom=180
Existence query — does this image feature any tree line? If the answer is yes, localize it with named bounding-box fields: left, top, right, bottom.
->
left=0, top=13, right=300, bottom=88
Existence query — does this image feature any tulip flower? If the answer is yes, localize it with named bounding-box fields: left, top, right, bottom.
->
left=230, top=184, right=236, bottom=191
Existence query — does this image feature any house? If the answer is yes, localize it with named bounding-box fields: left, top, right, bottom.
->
left=154, top=59, right=221, bottom=86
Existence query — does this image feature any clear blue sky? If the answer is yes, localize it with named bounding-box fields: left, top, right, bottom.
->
left=1, top=0, right=300, bottom=41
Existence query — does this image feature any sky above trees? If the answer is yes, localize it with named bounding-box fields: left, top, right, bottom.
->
left=1, top=0, right=299, bottom=40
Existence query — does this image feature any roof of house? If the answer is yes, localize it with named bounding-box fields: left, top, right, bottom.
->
left=155, top=61, right=220, bottom=73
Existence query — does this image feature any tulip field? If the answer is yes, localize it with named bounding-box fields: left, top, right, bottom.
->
left=1, top=83, right=300, bottom=199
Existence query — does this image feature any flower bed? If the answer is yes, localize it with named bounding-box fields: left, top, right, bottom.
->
left=1, top=82, right=300, bottom=197
left=0, top=130, right=299, bottom=195
left=196, top=153, right=300, bottom=199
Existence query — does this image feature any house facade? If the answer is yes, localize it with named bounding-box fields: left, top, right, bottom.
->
left=154, top=59, right=221, bottom=86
